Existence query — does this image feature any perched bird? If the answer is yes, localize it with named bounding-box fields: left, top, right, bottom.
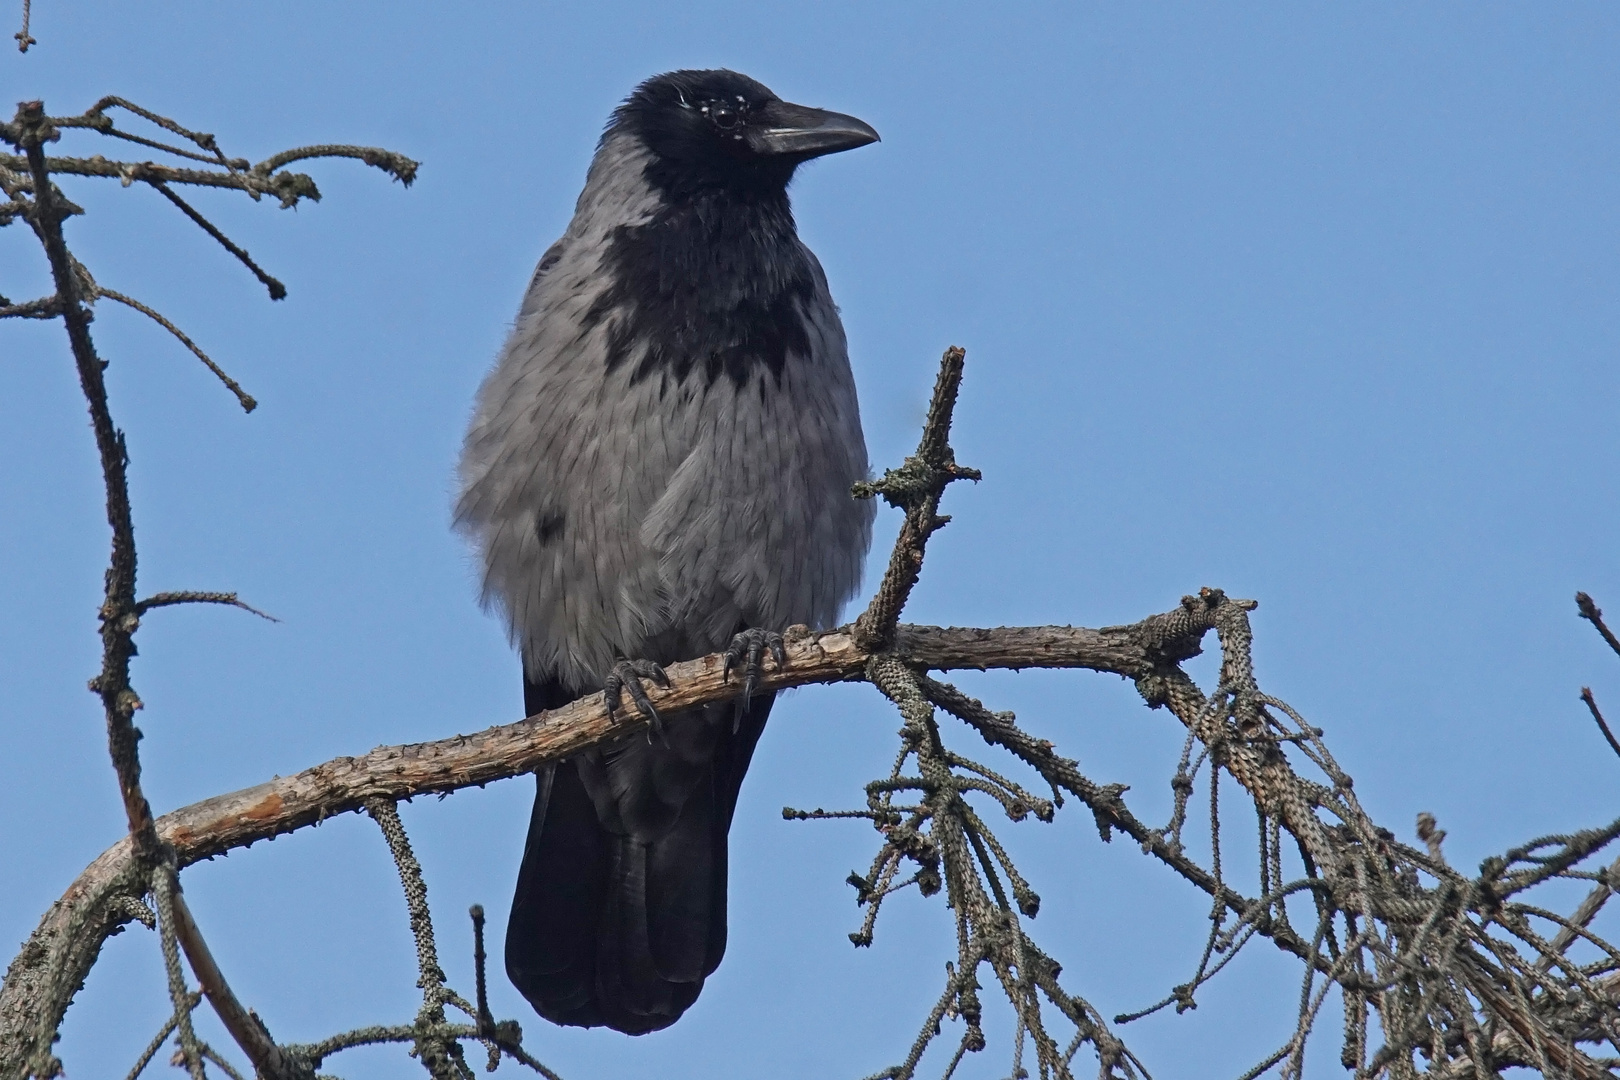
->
left=455, top=69, right=878, bottom=1034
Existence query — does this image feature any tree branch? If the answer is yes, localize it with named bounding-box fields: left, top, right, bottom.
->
left=13, top=0, right=33, bottom=52
left=0, top=612, right=1209, bottom=1073
left=1580, top=687, right=1620, bottom=761
left=852, top=345, right=978, bottom=649
left=0, top=294, right=60, bottom=319
left=12, top=100, right=157, bottom=859
left=145, top=181, right=285, bottom=300
left=0, top=95, right=417, bottom=1080
left=93, top=286, right=257, bottom=411
left=1577, top=592, right=1620, bottom=661
left=169, top=887, right=311, bottom=1080
left=133, top=591, right=275, bottom=621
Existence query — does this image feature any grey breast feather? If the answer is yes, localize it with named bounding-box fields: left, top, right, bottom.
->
left=456, top=132, right=873, bottom=689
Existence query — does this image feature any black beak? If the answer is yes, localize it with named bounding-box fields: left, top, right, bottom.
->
left=746, top=101, right=880, bottom=160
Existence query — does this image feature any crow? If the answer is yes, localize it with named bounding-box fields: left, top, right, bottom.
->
left=455, top=69, right=878, bottom=1035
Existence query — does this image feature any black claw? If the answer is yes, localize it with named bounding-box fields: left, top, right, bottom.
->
left=602, top=658, right=667, bottom=742
left=744, top=636, right=764, bottom=698
left=632, top=658, right=670, bottom=688
left=723, top=627, right=787, bottom=706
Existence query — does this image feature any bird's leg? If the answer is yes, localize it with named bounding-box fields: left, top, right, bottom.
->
left=722, top=627, right=787, bottom=706
left=602, top=657, right=671, bottom=740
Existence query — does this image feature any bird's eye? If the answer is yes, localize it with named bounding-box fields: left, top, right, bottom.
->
left=710, top=105, right=740, bottom=130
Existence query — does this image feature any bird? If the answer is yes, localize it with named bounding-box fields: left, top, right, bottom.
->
left=454, top=69, right=878, bottom=1035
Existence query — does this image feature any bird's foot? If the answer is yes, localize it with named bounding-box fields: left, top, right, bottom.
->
left=602, top=658, right=670, bottom=740
left=722, top=627, right=787, bottom=705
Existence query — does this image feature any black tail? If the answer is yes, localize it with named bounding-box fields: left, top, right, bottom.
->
left=505, top=674, right=772, bottom=1034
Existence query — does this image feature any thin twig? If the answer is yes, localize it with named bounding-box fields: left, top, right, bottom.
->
left=198, top=1043, right=249, bottom=1080
left=134, top=590, right=277, bottom=621
left=1577, top=592, right=1620, bottom=661
left=366, top=799, right=468, bottom=1080
left=14, top=0, right=33, bottom=52
left=95, top=127, right=237, bottom=168
left=86, top=98, right=235, bottom=159
left=0, top=152, right=324, bottom=206
left=366, top=801, right=445, bottom=1004
left=1534, top=855, right=1620, bottom=973
left=253, top=144, right=418, bottom=185
left=851, top=345, right=979, bottom=649
left=147, top=182, right=286, bottom=300
left=72, top=97, right=246, bottom=169
left=169, top=885, right=312, bottom=1080
left=1580, top=687, right=1620, bottom=761
left=124, top=991, right=201, bottom=1080
left=94, top=286, right=258, bottom=410
left=469, top=906, right=491, bottom=1028
left=151, top=869, right=206, bottom=1080
left=0, top=293, right=60, bottom=318
left=291, top=1025, right=460, bottom=1062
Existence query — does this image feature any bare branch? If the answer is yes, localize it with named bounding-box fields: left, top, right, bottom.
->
left=852, top=345, right=979, bottom=650
left=0, top=294, right=59, bottom=319
left=124, top=991, right=201, bottom=1080
left=252, top=144, right=418, bottom=186
left=80, top=97, right=245, bottom=168
left=1536, top=856, right=1620, bottom=973
left=1577, top=591, right=1620, bottom=661
left=13, top=0, right=32, bottom=52
left=1581, top=687, right=1620, bottom=761
left=13, top=100, right=158, bottom=859
left=0, top=153, right=325, bottom=207
left=364, top=799, right=468, bottom=1080
left=196, top=1044, right=247, bottom=1080
left=134, top=591, right=276, bottom=621
left=150, top=870, right=205, bottom=1080
left=93, top=287, right=257, bottom=411
left=146, top=182, right=285, bottom=300
left=469, top=906, right=491, bottom=1031
left=0, top=95, right=417, bottom=1079
left=0, top=141, right=417, bottom=212
left=168, top=886, right=312, bottom=1080
left=0, top=611, right=1219, bottom=1072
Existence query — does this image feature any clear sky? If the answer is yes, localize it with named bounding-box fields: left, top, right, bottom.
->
left=4, top=4, right=1620, bottom=1078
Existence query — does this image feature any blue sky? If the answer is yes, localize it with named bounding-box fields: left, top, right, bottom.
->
left=4, top=4, right=1620, bottom=1078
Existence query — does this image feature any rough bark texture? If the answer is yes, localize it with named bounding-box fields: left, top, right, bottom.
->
left=0, top=618, right=1172, bottom=1076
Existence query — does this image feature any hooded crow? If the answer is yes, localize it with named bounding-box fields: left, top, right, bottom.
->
left=456, top=69, right=877, bottom=1034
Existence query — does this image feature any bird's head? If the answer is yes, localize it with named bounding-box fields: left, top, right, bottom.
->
left=611, top=69, right=879, bottom=197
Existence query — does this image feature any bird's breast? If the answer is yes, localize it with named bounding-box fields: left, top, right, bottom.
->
left=457, top=184, right=872, bottom=690
left=583, top=197, right=821, bottom=389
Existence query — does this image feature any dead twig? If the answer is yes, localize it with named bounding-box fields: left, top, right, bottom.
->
left=1581, top=687, right=1620, bottom=761
left=146, top=182, right=285, bottom=300
left=133, top=591, right=276, bottom=621
left=1578, top=592, right=1620, bottom=661
left=851, top=345, right=979, bottom=650
left=123, top=991, right=201, bottom=1080
left=168, top=884, right=313, bottom=1080
left=14, top=0, right=33, bottom=52
left=0, top=96, right=414, bottom=1080
left=365, top=799, right=469, bottom=1080
left=92, top=287, right=257, bottom=411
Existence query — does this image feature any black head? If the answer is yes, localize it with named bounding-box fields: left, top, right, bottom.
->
left=610, top=69, right=879, bottom=197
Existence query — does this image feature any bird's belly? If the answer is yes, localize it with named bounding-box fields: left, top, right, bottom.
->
left=485, top=345, right=871, bottom=693
left=625, top=397, right=864, bottom=664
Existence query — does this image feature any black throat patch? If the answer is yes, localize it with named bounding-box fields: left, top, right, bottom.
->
left=585, top=188, right=818, bottom=390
